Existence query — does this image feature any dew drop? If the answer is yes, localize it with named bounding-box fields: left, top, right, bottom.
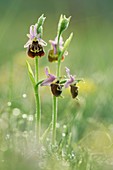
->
left=7, top=101, right=12, bottom=107
left=5, top=134, right=10, bottom=140
left=28, top=115, right=33, bottom=121
left=22, top=93, right=27, bottom=98
left=13, top=108, right=20, bottom=116
left=46, top=138, right=50, bottom=142
left=63, top=124, right=67, bottom=129
left=22, top=114, right=27, bottom=119
left=56, top=123, right=60, bottom=128
left=62, top=133, right=66, bottom=137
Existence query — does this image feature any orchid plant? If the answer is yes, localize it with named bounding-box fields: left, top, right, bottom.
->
left=24, top=14, right=81, bottom=145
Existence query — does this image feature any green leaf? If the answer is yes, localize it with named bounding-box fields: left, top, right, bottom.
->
left=63, top=32, right=73, bottom=52
left=40, top=122, right=52, bottom=142
left=58, top=32, right=73, bottom=62
left=26, top=60, right=35, bottom=87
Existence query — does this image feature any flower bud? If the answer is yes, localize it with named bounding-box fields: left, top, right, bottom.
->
left=57, top=15, right=71, bottom=36
left=37, top=14, right=46, bottom=29
left=37, top=14, right=46, bottom=35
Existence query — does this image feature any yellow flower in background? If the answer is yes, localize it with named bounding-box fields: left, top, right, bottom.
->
left=77, top=79, right=96, bottom=94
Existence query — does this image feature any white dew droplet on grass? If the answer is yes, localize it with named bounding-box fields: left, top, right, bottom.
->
left=13, top=108, right=21, bottom=116
left=71, top=152, right=75, bottom=159
left=22, top=114, right=28, bottom=119
left=56, top=123, right=60, bottom=128
left=28, top=115, right=33, bottom=121
left=62, top=132, right=66, bottom=137
left=46, top=138, right=50, bottom=142
left=63, top=124, right=67, bottom=129
left=7, top=101, right=12, bottom=107
left=5, top=134, right=10, bottom=140
left=22, top=93, right=27, bottom=98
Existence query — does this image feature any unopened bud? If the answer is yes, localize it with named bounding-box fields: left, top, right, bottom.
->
left=57, top=15, right=71, bottom=36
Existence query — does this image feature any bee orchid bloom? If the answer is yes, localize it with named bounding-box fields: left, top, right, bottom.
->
left=48, top=36, right=68, bottom=62
left=41, top=67, right=56, bottom=86
left=65, top=67, right=75, bottom=88
left=65, top=67, right=78, bottom=99
left=24, top=24, right=47, bottom=58
left=41, top=68, right=63, bottom=97
left=49, top=36, right=64, bottom=54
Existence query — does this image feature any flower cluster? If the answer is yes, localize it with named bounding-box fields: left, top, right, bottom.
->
left=41, top=67, right=79, bottom=98
left=24, top=14, right=80, bottom=99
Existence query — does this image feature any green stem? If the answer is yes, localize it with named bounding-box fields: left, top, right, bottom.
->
left=52, top=96, right=57, bottom=144
left=34, top=57, right=41, bottom=141
left=57, top=60, right=61, bottom=78
left=52, top=36, right=61, bottom=145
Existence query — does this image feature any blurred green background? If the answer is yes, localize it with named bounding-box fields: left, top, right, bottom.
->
left=0, top=0, right=113, bottom=69
left=0, top=0, right=113, bottom=169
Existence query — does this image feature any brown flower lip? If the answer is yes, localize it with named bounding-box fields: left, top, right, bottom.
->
left=48, top=49, right=64, bottom=62
left=27, top=40, right=45, bottom=58
left=70, top=85, right=78, bottom=99
left=50, top=81, right=63, bottom=97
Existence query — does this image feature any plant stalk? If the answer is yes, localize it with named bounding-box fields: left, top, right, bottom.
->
left=52, top=36, right=61, bottom=145
left=52, top=95, right=57, bottom=144
left=34, top=56, right=41, bottom=141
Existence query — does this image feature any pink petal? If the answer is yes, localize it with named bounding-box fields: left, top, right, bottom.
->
left=30, top=25, right=34, bottom=36
left=24, top=39, right=32, bottom=48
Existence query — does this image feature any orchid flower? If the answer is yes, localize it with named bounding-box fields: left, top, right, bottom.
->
left=65, top=67, right=75, bottom=88
left=24, top=24, right=47, bottom=58
left=48, top=36, right=68, bottom=62
left=41, top=67, right=56, bottom=86
left=49, top=36, right=64, bottom=54
left=24, top=24, right=47, bottom=48
left=65, top=67, right=78, bottom=98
